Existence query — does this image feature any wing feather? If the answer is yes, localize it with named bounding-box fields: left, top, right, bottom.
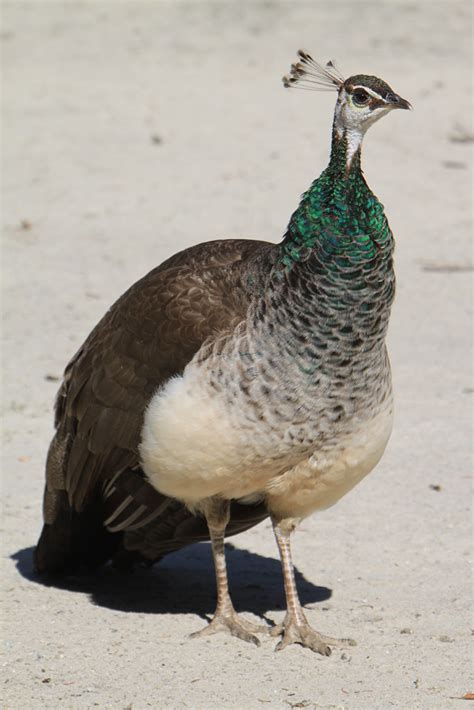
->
left=51, top=239, right=275, bottom=514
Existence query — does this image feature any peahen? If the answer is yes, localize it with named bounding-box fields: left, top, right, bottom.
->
left=35, top=50, right=411, bottom=654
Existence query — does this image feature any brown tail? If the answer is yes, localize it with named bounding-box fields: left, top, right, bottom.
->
left=34, top=488, right=119, bottom=574
left=35, top=465, right=268, bottom=575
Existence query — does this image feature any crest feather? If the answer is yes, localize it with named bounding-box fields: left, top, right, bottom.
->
left=282, top=49, right=344, bottom=91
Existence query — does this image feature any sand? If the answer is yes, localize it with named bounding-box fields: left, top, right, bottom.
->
left=1, top=2, right=472, bottom=708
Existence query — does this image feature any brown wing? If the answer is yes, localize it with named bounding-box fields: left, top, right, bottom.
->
left=36, top=239, right=275, bottom=573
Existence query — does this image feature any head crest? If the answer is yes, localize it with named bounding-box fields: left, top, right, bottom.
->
left=282, top=49, right=344, bottom=91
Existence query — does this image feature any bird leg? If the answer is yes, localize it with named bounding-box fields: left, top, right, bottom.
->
left=271, top=517, right=355, bottom=655
left=190, top=497, right=269, bottom=646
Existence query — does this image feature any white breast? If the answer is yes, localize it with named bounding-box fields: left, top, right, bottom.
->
left=139, top=374, right=280, bottom=504
left=140, top=368, right=393, bottom=517
left=265, top=405, right=393, bottom=520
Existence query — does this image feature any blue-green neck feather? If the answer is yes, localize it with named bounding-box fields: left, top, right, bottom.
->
left=281, top=126, right=393, bottom=269
left=249, top=123, right=397, bottom=366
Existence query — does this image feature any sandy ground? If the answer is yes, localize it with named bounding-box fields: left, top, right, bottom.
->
left=1, top=2, right=473, bottom=708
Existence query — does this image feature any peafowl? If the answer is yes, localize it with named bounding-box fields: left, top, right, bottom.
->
left=35, top=50, right=411, bottom=654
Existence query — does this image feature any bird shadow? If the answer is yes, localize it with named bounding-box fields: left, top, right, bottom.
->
left=12, top=544, right=331, bottom=623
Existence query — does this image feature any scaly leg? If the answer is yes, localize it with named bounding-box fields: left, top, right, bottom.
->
left=190, top=497, right=269, bottom=646
left=271, top=516, right=356, bottom=655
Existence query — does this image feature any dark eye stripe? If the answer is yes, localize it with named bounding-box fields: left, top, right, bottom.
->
left=369, top=98, right=386, bottom=110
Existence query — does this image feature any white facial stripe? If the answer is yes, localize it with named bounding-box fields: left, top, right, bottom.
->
left=351, top=85, right=385, bottom=102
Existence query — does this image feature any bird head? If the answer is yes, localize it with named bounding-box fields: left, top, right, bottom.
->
left=283, top=50, right=411, bottom=140
left=335, top=75, right=411, bottom=136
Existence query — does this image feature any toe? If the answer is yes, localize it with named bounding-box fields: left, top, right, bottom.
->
left=314, top=633, right=357, bottom=648
left=272, top=617, right=351, bottom=656
left=304, top=633, right=332, bottom=656
left=190, top=613, right=263, bottom=646
left=189, top=622, right=221, bottom=639
left=274, top=636, right=292, bottom=652
left=239, top=619, right=271, bottom=636
left=233, top=626, right=261, bottom=646
left=269, top=623, right=284, bottom=638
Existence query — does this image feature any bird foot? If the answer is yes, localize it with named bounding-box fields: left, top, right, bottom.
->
left=271, top=613, right=356, bottom=655
left=190, top=609, right=269, bottom=646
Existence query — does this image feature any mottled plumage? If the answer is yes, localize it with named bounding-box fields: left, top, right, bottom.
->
left=36, top=240, right=274, bottom=571
left=36, top=50, right=410, bottom=654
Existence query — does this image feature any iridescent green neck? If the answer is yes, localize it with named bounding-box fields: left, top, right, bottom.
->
left=281, top=124, right=392, bottom=268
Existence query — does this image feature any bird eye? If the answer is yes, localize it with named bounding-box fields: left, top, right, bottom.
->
left=352, top=89, right=370, bottom=106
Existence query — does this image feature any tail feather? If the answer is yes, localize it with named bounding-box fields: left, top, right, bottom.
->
left=35, top=488, right=118, bottom=574
left=123, top=497, right=268, bottom=561
left=35, top=465, right=269, bottom=575
left=35, top=489, right=73, bottom=573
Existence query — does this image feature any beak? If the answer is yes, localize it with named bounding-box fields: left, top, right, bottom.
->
left=386, top=93, right=412, bottom=110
